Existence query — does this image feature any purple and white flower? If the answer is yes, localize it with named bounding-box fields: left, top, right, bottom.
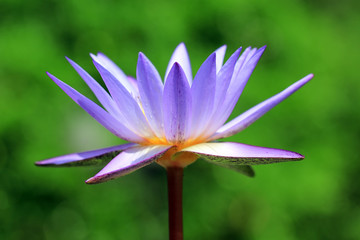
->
left=36, top=43, right=313, bottom=184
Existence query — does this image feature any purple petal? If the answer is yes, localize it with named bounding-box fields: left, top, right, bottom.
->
left=47, top=73, right=143, bottom=143
left=165, top=43, right=192, bottom=85
left=212, top=74, right=314, bottom=140
left=92, top=59, right=154, bottom=138
left=225, top=47, right=266, bottom=108
left=36, top=143, right=136, bottom=166
left=136, top=53, right=165, bottom=137
left=91, top=52, right=138, bottom=95
left=189, top=52, right=216, bottom=138
left=86, top=145, right=171, bottom=184
left=205, top=47, right=266, bottom=137
left=163, top=63, right=192, bottom=144
left=213, top=47, right=242, bottom=112
left=229, top=46, right=255, bottom=80
left=214, top=45, right=227, bottom=73
left=199, top=47, right=242, bottom=138
left=232, top=46, right=259, bottom=82
left=180, top=142, right=304, bottom=165
left=66, top=57, right=120, bottom=116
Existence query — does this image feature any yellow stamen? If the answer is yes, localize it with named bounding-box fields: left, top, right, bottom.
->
left=156, top=147, right=199, bottom=168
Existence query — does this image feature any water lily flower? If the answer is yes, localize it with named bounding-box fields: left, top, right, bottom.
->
left=36, top=43, right=313, bottom=184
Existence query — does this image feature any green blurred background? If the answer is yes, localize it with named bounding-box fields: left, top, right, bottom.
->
left=0, top=0, right=359, bottom=239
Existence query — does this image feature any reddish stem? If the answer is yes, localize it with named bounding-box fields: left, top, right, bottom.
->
left=167, top=167, right=184, bottom=240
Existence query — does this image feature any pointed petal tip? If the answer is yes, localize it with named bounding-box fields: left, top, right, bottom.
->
left=178, top=42, right=186, bottom=47
left=166, top=62, right=185, bottom=81
left=281, top=149, right=304, bottom=160
left=65, top=56, right=78, bottom=67
left=90, top=54, right=102, bottom=65
left=85, top=177, right=98, bottom=184
left=172, top=61, right=181, bottom=69
left=295, top=152, right=305, bottom=159
left=89, top=53, right=97, bottom=60
left=173, top=43, right=187, bottom=53
left=208, top=52, right=217, bottom=60
left=254, top=45, right=266, bottom=55
left=85, top=175, right=110, bottom=184
left=137, top=52, right=149, bottom=63
left=307, top=73, right=314, bottom=79
left=34, top=160, right=58, bottom=167
left=298, top=73, right=314, bottom=85
left=85, top=170, right=119, bottom=184
left=226, top=47, right=243, bottom=61
left=46, top=72, right=57, bottom=80
left=34, top=161, right=46, bottom=166
left=35, top=160, right=69, bottom=167
left=137, top=52, right=144, bottom=63
left=169, top=62, right=188, bottom=79
left=47, top=72, right=64, bottom=86
left=91, top=57, right=103, bottom=69
left=257, top=45, right=267, bottom=54
left=165, top=42, right=192, bottom=84
left=234, top=46, right=243, bottom=54
left=215, top=45, right=227, bottom=54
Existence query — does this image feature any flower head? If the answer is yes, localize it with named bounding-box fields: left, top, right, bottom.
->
left=36, top=43, right=313, bottom=184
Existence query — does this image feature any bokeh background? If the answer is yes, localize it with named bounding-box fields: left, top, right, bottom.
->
left=1, top=0, right=359, bottom=239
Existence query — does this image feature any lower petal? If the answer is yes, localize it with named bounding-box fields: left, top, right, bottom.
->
left=180, top=142, right=304, bottom=166
left=35, top=143, right=136, bottom=167
left=86, top=145, right=172, bottom=184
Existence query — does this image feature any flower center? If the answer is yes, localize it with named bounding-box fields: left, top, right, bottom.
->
left=144, top=136, right=207, bottom=149
left=156, top=146, right=199, bottom=169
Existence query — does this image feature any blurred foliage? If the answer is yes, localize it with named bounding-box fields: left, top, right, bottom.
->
left=0, top=0, right=359, bottom=239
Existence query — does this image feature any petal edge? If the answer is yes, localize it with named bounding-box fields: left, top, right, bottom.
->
left=36, top=143, right=136, bottom=167
left=180, top=142, right=304, bottom=166
left=86, top=145, right=171, bottom=184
